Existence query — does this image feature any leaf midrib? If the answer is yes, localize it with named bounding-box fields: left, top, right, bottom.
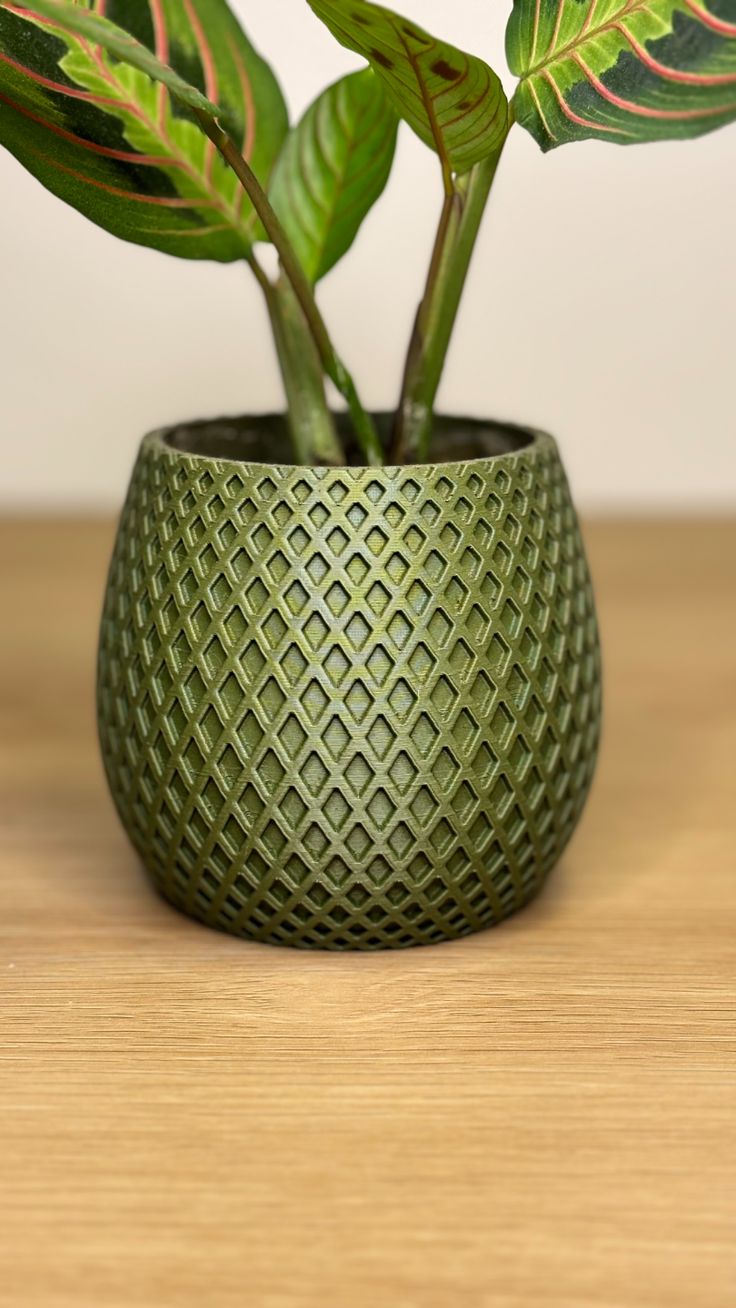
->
left=313, top=5, right=456, bottom=176
left=393, top=21, right=453, bottom=182
left=24, top=12, right=251, bottom=242
left=85, top=36, right=249, bottom=236
left=521, top=0, right=664, bottom=81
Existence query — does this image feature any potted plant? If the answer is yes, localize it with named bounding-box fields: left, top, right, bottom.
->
left=2, top=0, right=732, bottom=949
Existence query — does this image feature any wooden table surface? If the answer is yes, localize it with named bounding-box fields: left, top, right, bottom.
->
left=1, top=518, right=734, bottom=1308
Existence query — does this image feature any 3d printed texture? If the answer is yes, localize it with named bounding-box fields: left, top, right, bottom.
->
left=98, top=426, right=601, bottom=949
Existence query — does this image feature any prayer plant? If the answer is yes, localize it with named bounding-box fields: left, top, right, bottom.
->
left=1, top=0, right=734, bottom=467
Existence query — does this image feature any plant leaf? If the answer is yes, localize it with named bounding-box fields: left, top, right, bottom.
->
left=306, top=0, right=508, bottom=176
left=0, top=0, right=288, bottom=259
left=506, top=0, right=736, bottom=150
left=267, top=69, right=398, bottom=282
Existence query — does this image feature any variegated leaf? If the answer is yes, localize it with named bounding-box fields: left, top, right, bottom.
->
left=0, top=0, right=288, bottom=259
left=267, top=69, right=398, bottom=282
left=307, top=0, right=508, bottom=176
left=506, top=0, right=736, bottom=149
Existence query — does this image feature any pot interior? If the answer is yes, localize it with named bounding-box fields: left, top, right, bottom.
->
left=163, top=413, right=535, bottom=468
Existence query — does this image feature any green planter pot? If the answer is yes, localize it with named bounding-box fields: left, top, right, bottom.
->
left=97, top=416, right=601, bottom=949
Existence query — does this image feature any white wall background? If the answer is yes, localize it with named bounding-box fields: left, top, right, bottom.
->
left=1, top=0, right=735, bottom=511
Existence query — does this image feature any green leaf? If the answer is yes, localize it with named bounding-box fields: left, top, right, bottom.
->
left=267, top=69, right=398, bottom=283
left=0, top=0, right=288, bottom=260
left=506, top=0, right=736, bottom=150
left=306, top=0, right=508, bottom=177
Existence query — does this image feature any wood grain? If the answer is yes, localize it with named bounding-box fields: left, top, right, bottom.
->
left=1, top=518, right=734, bottom=1308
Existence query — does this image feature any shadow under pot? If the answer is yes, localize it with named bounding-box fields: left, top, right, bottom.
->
left=97, top=414, right=601, bottom=950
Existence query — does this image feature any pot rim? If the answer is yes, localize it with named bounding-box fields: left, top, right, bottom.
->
left=145, top=412, right=554, bottom=476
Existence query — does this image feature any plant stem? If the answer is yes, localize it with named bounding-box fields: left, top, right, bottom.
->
left=196, top=111, right=382, bottom=466
left=390, top=135, right=509, bottom=464
left=257, top=269, right=345, bottom=465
